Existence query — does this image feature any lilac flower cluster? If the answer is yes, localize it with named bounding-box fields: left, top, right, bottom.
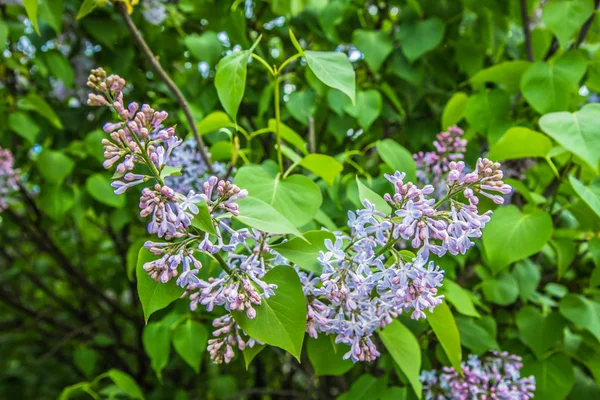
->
left=166, top=138, right=228, bottom=194
left=0, top=147, right=20, bottom=212
left=300, top=160, right=511, bottom=363
left=88, top=68, right=281, bottom=364
left=414, top=126, right=466, bottom=194
left=421, top=352, right=536, bottom=400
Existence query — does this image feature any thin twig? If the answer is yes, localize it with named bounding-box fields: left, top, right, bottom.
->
left=116, top=3, right=214, bottom=173
left=520, top=0, right=533, bottom=61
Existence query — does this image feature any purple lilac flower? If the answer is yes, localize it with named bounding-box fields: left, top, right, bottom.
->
left=300, top=159, right=511, bottom=363
left=208, top=314, right=262, bottom=364
left=142, top=0, right=168, bottom=26
left=88, top=68, right=278, bottom=364
left=421, top=351, right=536, bottom=400
left=166, top=138, right=228, bottom=194
left=0, top=147, right=20, bottom=212
left=414, top=126, right=467, bottom=195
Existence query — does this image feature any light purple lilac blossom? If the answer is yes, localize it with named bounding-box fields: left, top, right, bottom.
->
left=0, top=147, right=20, bottom=212
left=88, top=68, right=277, bottom=364
left=166, top=138, right=228, bottom=194
left=421, top=351, right=536, bottom=400
left=301, top=159, right=511, bottom=363
left=414, top=126, right=466, bottom=195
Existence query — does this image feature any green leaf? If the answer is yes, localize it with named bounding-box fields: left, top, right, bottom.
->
left=488, top=127, right=553, bottom=161
left=482, top=273, right=520, bottom=305
left=356, top=176, right=392, bottom=215
left=172, top=319, right=208, bottom=373
left=184, top=32, right=224, bottom=66
left=242, top=344, right=265, bottom=369
left=45, top=51, right=75, bottom=87
left=442, top=279, right=480, bottom=318
left=235, top=196, right=304, bottom=237
left=286, top=89, right=316, bottom=124
left=0, top=19, right=8, bottom=53
left=77, top=0, right=99, bottom=19
left=85, top=174, right=125, bottom=208
left=267, top=119, right=307, bottom=154
left=232, top=266, right=307, bottom=360
left=23, top=0, right=40, bottom=35
left=464, top=89, right=510, bottom=136
left=378, top=320, right=422, bottom=398
left=441, top=92, right=468, bottom=130
left=215, top=50, right=250, bottom=121
left=380, top=387, right=408, bottom=400
left=483, top=205, right=553, bottom=273
left=127, top=238, right=147, bottom=282
left=17, top=93, right=63, bottom=129
left=514, top=260, right=541, bottom=301
left=456, top=316, right=499, bottom=355
left=570, top=176, right=600, bottom=218
left=38, top=184, right=74, bottom=221
left=521, top=51, right=587, bottom=114
left=8, top=112, right=39, bottom=144
left=307, top=334, right=354, bottom=376
left=197, top=111, right=234, bottom=136
left=234, top=165, right=322, bottom=227
left=516, top=306, right=565, bottom=360
left=426, top=302, right=462, bottom=373
left=470, top=61, right=531, bottom=93
left=542, top=0, right=594, bottom=49
left=272, top=230, right=335, bottom=273
left=73, top=347, right=97, bottom=378
left=352, top=30, right=394, bottom=72
left=107, top=369, right=144, bottom=399
left=59, top=383, right=91, bottom=400
left=344, top=89, right=381, bottom=130
left=142, top=322, right=171, bottom=380
left=397, top=18, right=445, bottom=62
left=299, top=154, right=343, bottom=186
left=560, top=294, right=600, bottom=341
left=136, top=248, right=184, bottom=324
left=36, top=150, right=74, bottom=185
left=304, top=50, right=356, bottom=104
left=190, top=201, right=217, bottom=236
left=376, top=139, right=417, bottom=183
left=551, top=238, right=577, bottom=278
left=346, top=374, right=388, bottom=400
left=539, top=105, right=600, bottom=172
left=521, top=353, right=574, bottom=400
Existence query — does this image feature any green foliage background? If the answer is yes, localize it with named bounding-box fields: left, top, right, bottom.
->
left=1, top=0, right=600, bottom=399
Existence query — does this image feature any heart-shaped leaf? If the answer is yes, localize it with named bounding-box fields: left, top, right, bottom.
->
left=272, top=230, right=335, bottom=273
left=172, top=319, right=208, bottom=373
left=376, top=139, right=417, bottom=183
left=352, top=30, right=394, bottom=72
left=397, top=18, right=445, bottom=62
left=470, top=61, right=531, bottom=93
left=516, top=306, right=565, bottom=360
left=142, top=322, right=171, bottom=380
left=483, top=205, right=553, bottom=273
left=304, top=50, right=356, bottom=104
left=539, top=105, right=600, bottom=172
left=299, top=154, right=343, bottom=186
left=542, top=0, right=594, bottom=49
left=234, top=165, right=322, bottom=227
left=344, top=90, right=382, bottom=130
left=137, top=248, right=184, bottom=323
left=235, top=196, right=303, bottom=237
left=521, top=51, right=587, bottom=114
left=232, top=266, right=307, bottom=361
left=521, top=354, right=574, bottom=400
left=488, top=127, right=553, bottom=161
left=307, top=334, right=354, bottom=376
left=560, top=294, right=600, bottom=342
left=570, top=176, right=600, bottom=218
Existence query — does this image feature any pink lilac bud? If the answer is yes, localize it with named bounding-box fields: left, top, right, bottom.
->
left=207, top=314, right=262, bottom=364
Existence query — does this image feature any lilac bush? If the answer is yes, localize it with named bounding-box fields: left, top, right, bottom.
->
left=421, top=351, right=536, bottom=399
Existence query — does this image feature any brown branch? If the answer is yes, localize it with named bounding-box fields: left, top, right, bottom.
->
left=575, top=0, right=600, bottom=48
left=520, top=0, right=534, bottom=61
left=116, top=2, right=214, bottom=173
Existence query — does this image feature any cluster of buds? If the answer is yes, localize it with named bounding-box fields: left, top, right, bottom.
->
left=207, top=314, right=261, bottom=364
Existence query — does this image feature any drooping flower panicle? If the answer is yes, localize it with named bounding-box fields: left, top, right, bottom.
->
left=0, top=147, right=20, bottom=212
